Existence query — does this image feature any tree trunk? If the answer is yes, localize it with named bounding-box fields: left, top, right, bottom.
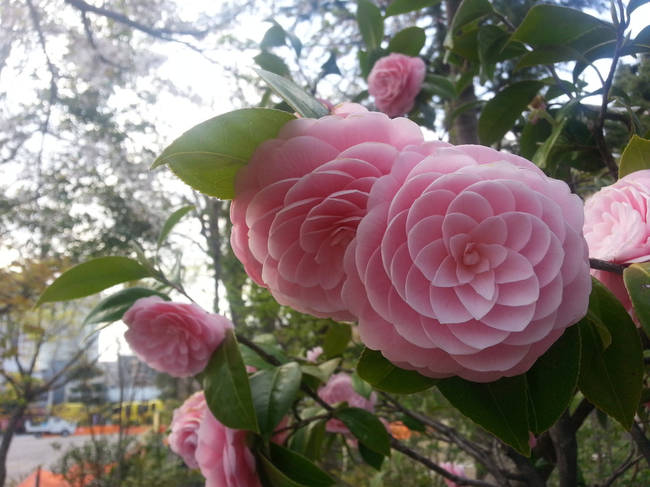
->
left=444, top=0, right=479, bottom=145
left=0, top=404, right=27, bottom=487
left=549, top=411, right=578, bottom=487
left=205, top=197, right=223, bottom=314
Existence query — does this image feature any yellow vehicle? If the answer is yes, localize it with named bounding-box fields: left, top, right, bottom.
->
left=111, top=399, right=164, bottom=426
left=52, top=402, right=87, bottom=423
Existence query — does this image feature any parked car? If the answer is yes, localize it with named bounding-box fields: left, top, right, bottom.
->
left=25, top=416, right=77, bottom=437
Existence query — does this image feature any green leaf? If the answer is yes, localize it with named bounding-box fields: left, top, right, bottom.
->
left=157, top=205, right=194, bottom=248
left=477, top=25, right=509, bottom=80
left=520, top=119, right=552, bottom=160
left=532, top=117, right=568, bottom=172
left=335, top=407, right=390, bottom=456
left=256, top=69, right=329, bottom=119
left=357, top=0, right=384, bottom=51
left=624, top=262, right=650, bottom=336
left=320, top=51, right=341, bottom=76
left=618, top=135, right=650, bottom=178
left=259, top=454, right=308, bottom=487
left=437, top=375, right=530, bottom=455
left=351, top=372, right=374, bottom=399
left=83, top=287, right=170, bottom=325
left=627, top=0, right=649, bottom=15
left=359, top=442, right=384, bottom=470
left=525, top=326, right=581, bottom=434
left=387, top=27, right=426, bottom=56
left=240, top=344, right=274, bottom=371
left=152, top=108, right=295, bottom=199
left=578, top=278, right=644, bottom=430
left=385, top=0, right=442, bottom=17
left=301, top=358, right=340, bottom=383
left=448, top=0, right=493, bottom=36
left=251, top=362, right=302, bottom=438
left=36, top=257, right=153, bottom=306
left=268, top=443, right=336, bottom=487
left=511, top=5, right=612, bottom=48
left=261, top=23, right=286, bottom=49
left=254, top=51, right=291, bottom=77
left=422, top=74, right=456, bottom=100
left=203, top=330, right=259, bottom=433
left=356, top=348, right=436, bottom=394
left=289, top=417, right=327, bottom=460
left=323, top=322, right=351, bottom=358
left=478, top=81, right=545, bottom=146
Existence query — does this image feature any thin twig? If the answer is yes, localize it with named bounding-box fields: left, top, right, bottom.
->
left=589, top=258, right=627, bottom=275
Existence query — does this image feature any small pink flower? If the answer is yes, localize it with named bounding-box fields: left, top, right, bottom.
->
left=306, top=346, right=323, bottom=362
left=230, top=103, right=423, bottom=321
left=440, top=462, right=467, bottom=487
left=195, top=408, right=261, bottom=487
left=123, top=297, right=232, bottom=377
left=342, top=144, right=591, bottom=382
left=317, top=373, right=376, bottom=433
left=168, top=391, right=207, bottom=469
left=368, top=53, right=426, bottom=118
left=584, top=170, right=650, bottom=312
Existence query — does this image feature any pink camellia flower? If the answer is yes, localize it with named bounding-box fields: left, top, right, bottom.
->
left=195, top=406, right=261, bottom=487
left=317, top=373, right=376, bottom=433
left=123, top=297, right=232, bottom=377
left=306, top=346, right=323, bottom=362
left=230, top=103, right=423, bottom=321
left=368, top=53, right=426, bottom=118
left=168, top=391, right=207, bottom=469
left=440, top=462, right=467, bottom=487
left=584, top=170, right=650, bottom=312
left=342, top=144, right=591, bottom=382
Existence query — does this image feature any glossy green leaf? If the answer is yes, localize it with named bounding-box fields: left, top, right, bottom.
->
left=351, top=372, right=373, bottom=399
left=356, top=348, right=436, bottom=394
left=152, top=108, right=295, bottom=199
left=203, top=330, right=259, bottom=433
left=422, top=75, right=456, bottom=100
left=387, top=27, right=426, bottom=56
left=83, top=287, right=170, bottom=325
left=256, top=69, right=329, bottom=119
left=335, top=407, right=390, bottom=456
left=323, top=322, right=351, bottom=358
left=618, top=135, right=650, bottom=178
left=254, top=51, right=291, bottom=76
left=478, top=81, right=545, bottom=145
left=240, top=343, right=274, bottom=371
left=385, top=0, right=442, bottom=17
left=525, top=326, right=581, bottom=434
left=289, top=417, right=327, bottom=461
left=449, top=0, right=493, bottom=35
left=359, top=442, right=384, bottom=470
left=36, top=257, right=153, bottom=306
left=477, top=25, right=509, bottom=79
left=437, top=375, right=530, bottom=455
left=261, top=23, right=286, bottom=49
left=511, top=5, right=612, bottom=48
left=301, top=358, right=340, bottom=383
left=520, top=119, right=552, bottom=160
left=157, top=205, right=194, bottom=248
left=251, top=362, right=302, bottom=438
left=268, top=443, right=336, bottom=487
left=357, top=0, right=384, bottom=51
left=516, top=46, right=586, bottom=70
left=628, top=0, right=649, bottom=14
left=624, top=262, right=650, bottom=338
left=259, top=454, right=308, bottom=487
left=533, top=118, right=568, bottom=172
left=578, top=278, right=644, bottom=430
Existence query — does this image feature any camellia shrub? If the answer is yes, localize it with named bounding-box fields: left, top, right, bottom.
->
left=36, top=1, right=650, bottom=486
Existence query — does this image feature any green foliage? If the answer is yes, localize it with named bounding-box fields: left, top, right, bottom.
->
left=387, top=27, right=426, bottom=56
left=203, top=330, right=259, bottom=433
left=265, top=443, right=337, bottom=487
left=257, top=69, right=330, bottom=118
left=157, top=205, right=195, bottom=248
left=323, top=322, right=351, bottom=358
left=356, top=348, right=437, bottom=394
left=578, top=279, right=644, bottom=430
left=385, top=0, right=442, bottom=17
left=152, top=108, right=296, bottom=199
left=335, top=407, right=391, bottom=456
left=36, top=257, right=153, bottom=306
left=250, top=362, right=302, bottom=438
left=624, top=262, right=650, bottom=335
left=83, top=286, right=170, bottom=325
left=356, top=0, right=384, bottom=51
left=618, top=135, right=650, bottom=178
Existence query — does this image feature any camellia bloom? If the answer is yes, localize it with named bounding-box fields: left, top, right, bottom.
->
left=168, top=391, right=207, bottom=469
left=195, top=405, right=261, bottom=487
left=318, top=373, right=377, bottom=433
left=342, top=144, right=591, bottom=382
left=306, top=346, right=323, bottom=362
left=230, top=103, right=423, bottom=321
left=584, top=169, right=650, bottom=311
left=123, top=297, right=232, bottom=377
left=440, top=462, right=467, bottom=487
left=368, top=53, right=426, bottom=118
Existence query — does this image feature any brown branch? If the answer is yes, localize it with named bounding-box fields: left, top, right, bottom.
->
left=629, top=422, right=650, bottom=468
left=589, top=258, right=628, bottom=275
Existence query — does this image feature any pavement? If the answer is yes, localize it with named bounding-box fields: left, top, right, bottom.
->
left=6, top=434, right=110, bottom=486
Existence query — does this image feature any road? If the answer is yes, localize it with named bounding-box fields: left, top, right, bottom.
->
left=6, top=434, right=110, bottom=485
